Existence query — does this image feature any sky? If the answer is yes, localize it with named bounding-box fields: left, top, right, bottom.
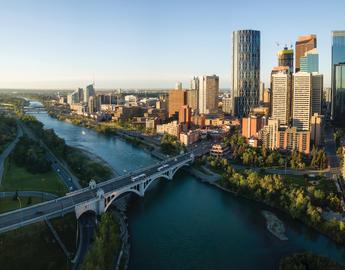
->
left=0, top=0, right=344, bottom=90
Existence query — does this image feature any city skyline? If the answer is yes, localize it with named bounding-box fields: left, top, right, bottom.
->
left=0, top=0, right=344, bottom=89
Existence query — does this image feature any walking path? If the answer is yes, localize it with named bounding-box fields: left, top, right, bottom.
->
left=0, top=122, right=23, bottom=185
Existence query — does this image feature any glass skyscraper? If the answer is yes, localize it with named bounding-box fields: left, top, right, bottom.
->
left=331, top=31, right=345, bottom=120
left=300, top=48, right=319, bottom=73
left=232, top=30, right=260, bottom=117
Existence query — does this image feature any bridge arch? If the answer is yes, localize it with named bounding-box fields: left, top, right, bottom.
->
left=104, top=187, right=142, bottom=212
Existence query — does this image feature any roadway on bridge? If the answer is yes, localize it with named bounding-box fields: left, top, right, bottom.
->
left=0, top=145, right=209, bottom=233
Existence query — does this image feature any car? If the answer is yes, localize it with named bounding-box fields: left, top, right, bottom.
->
left=56, top=168, right=60, bottom=172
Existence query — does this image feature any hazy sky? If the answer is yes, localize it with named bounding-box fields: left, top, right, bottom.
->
left=0, top=0, right=344, bottom=90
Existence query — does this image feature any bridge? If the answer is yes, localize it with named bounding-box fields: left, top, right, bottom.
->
left=0, top=147, right=208, bottom=234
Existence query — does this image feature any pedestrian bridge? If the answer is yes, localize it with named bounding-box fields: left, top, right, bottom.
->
left=0, top=151, right=201, bottom=234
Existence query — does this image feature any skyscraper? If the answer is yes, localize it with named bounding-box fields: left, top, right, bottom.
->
left=84, top=84, right=96, bottom=103
left=278, top=47, right=294, bottom=73
left=311, top=73, right=323, bottom=115
left=187, top=77, right=199, bottom=112
left=331, top=31, right=345, bottom=120
left=300, top=48, right=319, bottom=73
left=198, top=75, right=219, bottom=114
left=168, top=88, right=187, bottom=117
left=271, top=72, right=291, bottom=125
left=293, top=72, right=312, bottom=131
left=232, top=30, right=260, bottom=117
left=295, top=35, right=317, bottom=72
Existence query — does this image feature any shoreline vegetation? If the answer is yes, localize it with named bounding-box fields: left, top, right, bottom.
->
left=279, top=252, right=345, bottom=270
left=202, top=155, right=345, bottom=246
left=21, top=114, right=113, bottom=187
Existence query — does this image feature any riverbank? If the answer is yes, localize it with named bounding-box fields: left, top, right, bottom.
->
left=201, top=161, right=345, bottom=246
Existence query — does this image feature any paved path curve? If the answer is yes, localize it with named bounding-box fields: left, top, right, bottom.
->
left=0, top=121, right=23, bottom=185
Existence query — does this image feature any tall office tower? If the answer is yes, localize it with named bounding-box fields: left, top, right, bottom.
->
left=168, top=88, right=187, bottom=117
left=311, top=73, right=323, bottom=115
left=295, top=35, right=317, bottom=72
left=78, top=88, right=84, bottom=103
left=293, top=72, right=312, bottom=131
left=67, top=91, right=80, bottom=105
left=232, top=30, right=260, bottom=117
left=222, top=96, right=232, bottom=114
left=259, top=82, right=265, bottom=103
left=84, top=84, right=96, bottom=103
left=175, top=81, right=182, bottom=90
left=188, top=77, right=199, bottom=112
left=198, top=75, right=219, bottom=114
left=278, top=46, right=294, bottom=73
left=300, top=48, right=319, bottom=73
left=271, top=72, right=291, bottom=125
left=331, top=31, right=345, bottom=120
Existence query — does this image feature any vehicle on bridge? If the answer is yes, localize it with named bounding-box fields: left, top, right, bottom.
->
left=131, top=173, right=146, bottom=182
left=157, top=164, right=168, bottom=171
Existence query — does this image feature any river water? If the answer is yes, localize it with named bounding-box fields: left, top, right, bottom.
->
left=33, top=111, right=345, bottom=270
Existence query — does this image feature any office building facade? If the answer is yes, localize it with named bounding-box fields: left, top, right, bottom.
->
left=278, top=47, right=294, bottom=73
left=293, top=72, right=312, bottom=131
left=311, top=73, right=323, bottom=115
left=331, top=31, right=345, bottom=120
left=198, top=75, right=219, bottom=114
left=295, top=35, right=317, bottom=72
left=168, top=89, right=187, bottom=117
left=232, top=30, right=260, bottom=117
left=300, top=48, right=319, bottom=73
left=271, top=72, right=291, bottom=125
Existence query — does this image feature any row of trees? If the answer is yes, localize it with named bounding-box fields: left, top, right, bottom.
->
left=11, top=136, right=51, bottom=174
left=223, top=134, right=328, bottom=170
left=208, top=156, right=345, bottom=244
left=161, top=133, right=185, bottom=155
left=21, top=115, right=113, bottom=187
left=0, top=116, right=17, bottom=152
left=279, top=252, right=345, bottom=270
left=81, top=213, right=121, bottom=270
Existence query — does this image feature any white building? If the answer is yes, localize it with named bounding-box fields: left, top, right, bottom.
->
left=198, top=75, right=219, bottom=114
left=293, top=72, right=312, bottom=131
left=271, top=72, right=291, bottom=125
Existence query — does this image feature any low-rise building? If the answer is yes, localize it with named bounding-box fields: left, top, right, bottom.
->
left=179, top=130, right=200, bottom=146
left=210, top=143, right=230, bottom=158
left=156, top=121, right=180, bottom=138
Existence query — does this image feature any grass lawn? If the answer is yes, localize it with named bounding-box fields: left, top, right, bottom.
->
left=0, top=213, right=76, bottom=270
left=1, top=158, right=67, bottom=196
left=0, top=197, right=44, bottom=214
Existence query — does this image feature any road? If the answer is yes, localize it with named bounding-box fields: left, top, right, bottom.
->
left=18, top=120, right=81, bottom=191
left=0, top=144, right=210, bottom=234
left=0, top=121, right=23, bottom=185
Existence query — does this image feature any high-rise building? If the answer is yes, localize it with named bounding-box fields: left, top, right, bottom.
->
left=293, top=72, right=312, bottom=131
left=198, top=75, right=219, bottom=114
left=67, top=91, right=79, bottom=105
left=175, top=82, right=182, bottom=90
left=168, top=89, right=187, bottom=117
left=222, top=96, right=232, bottom=114
left=84, top=84, right=96, bottom=103
left=311, top=73, right=323, bottom=115
left=300, top=48, right=319, bottom=73
left=310, top=113, right=324, bottom=146
left=260, top=118, right=279, bottom=150
left=278, top=46, right=294, bottom=73
left=178, top=105, right=192, bottom=127
left=331, top=31, right=345, bottom=120
left=232, top=30, right=260, bottom=117
left=295, top=35, right=317, bottom=72
left=271, top=72, right=291, bottom=125
left=78, top=88, right=84, bottom=103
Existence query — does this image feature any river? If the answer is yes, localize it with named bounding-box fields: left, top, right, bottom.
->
left=32, top=110, right=345, bottom=270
